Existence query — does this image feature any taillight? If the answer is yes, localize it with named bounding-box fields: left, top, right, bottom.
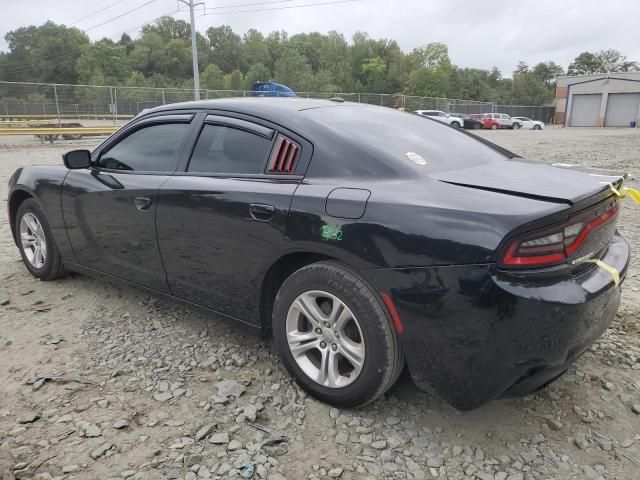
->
left=501, top=201, right=619, bottom=268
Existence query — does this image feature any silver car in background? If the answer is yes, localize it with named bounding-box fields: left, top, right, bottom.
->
left=513, top=116, right=545, bottom=130
left=414, top=110, right=464, bottom=128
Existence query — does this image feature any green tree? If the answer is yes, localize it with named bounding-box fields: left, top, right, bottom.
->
left=76, top=39, right=131, bottom=85
left=206, top=25, right=243, bottom=73
left=532, top=61, right=564, bottom=85
left=361, top=57, right=387, bottom=92
left=406, top=42, right=452, bottom=98
left=511, top=72, right=549, bottom=105
left=568, top=51, right=602, bottom=75
left=514, top=61, right=529, bottom=74
left=223, top=69, right=243, bottom=90
left=2, top=21, right=89, bottom=83
left=241, top=29, right=270, bottom=70
left=142, top=16, right=190, bottom=41
left=274, top=48, right=312, bottom=90
left=597, top=49, right=639, bottom=72
left=243, top=63, right=271, bottom=89
left=201, top=64, right=225, bottom=90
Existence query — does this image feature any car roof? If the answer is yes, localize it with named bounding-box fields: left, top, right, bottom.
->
left=143, top=97, right=346, bottom=121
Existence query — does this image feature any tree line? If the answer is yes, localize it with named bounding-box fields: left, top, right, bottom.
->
left=1, top=18, right=638, bottom=106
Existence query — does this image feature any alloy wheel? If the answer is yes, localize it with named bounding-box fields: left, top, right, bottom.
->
left=20, top=213, right=47, bottom=269
left=286, top=290, right=365, bottom=388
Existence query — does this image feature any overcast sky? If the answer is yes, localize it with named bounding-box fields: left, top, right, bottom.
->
left=1, top=0, right=638, bottom=76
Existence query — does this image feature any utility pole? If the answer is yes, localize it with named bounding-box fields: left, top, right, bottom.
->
left=179, top=0, right=204, bottom=100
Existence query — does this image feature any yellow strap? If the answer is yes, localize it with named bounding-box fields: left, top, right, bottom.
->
left=622, top=186, right=640, bottom=204
left=579, top=259, right=620, bottom=286
left=608, top=183, right=640, bottom=205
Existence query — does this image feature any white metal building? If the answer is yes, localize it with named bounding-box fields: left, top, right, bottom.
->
left=555, top=72, right=640, bottom=127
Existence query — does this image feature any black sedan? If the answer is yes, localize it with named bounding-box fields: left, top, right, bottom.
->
left=8, top=98, right=630, bottom=410
left=451, top=112, right=484, bottom=129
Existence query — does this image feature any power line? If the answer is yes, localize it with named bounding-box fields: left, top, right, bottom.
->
left=66, top=0, right=129, bottom=26
left=198, top=0, right=357, bottom=16
left=84, top=0, right=160, bottom=32
left=204, top=0, right=298, bottom=11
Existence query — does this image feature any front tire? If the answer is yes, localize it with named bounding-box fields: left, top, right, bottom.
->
left=451, top=121, right=460, bottom=128
left=16, top=199, right=67, bottom=281
left=272, top=262, right=403, bottom=407
left=533, top=124, right=542, bottom=130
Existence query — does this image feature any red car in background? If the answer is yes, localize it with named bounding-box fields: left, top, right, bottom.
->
left=470, top=114, right=501, bottom=130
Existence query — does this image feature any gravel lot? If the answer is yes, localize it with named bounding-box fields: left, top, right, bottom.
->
left=1, top=128, right=639, bottom=480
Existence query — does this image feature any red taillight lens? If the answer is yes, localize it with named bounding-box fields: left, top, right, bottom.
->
left=501, top=202, right=619, bottom=268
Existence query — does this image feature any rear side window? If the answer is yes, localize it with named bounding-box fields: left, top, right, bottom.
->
left=305, top=105, right=509, bottom=177
left=188, top=124, right=272, bottom=174
left=98, top=123, right=188, bottom=171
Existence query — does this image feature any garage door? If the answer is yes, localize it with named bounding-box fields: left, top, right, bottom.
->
left=605, top=93, right=640, bottom=127
left=570, top=94, right=601, bottom=127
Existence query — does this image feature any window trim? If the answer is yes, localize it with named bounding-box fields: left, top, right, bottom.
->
left=204, top=115, right=274, bottom=139
left=91, top=114, right=195, bottom=175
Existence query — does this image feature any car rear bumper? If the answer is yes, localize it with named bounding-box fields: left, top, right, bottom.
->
left=365, top=232, right=629, bottom=410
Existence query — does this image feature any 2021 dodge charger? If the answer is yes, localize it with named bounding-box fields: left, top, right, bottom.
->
left=8, top=98, right=630, bottom=410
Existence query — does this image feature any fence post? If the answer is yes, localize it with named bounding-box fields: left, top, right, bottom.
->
left=53, top=84, right=62, bottom=127
left=114, top=88, right=118, bottom=125
left=162, top=88, right=166, bottom=104
left=109, top=87, right=115, bottom=125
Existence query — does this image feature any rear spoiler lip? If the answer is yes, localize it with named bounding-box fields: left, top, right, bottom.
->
left=436, top=180, right=572, bottom=205
left=437, top=169, right=626, bottom=207
left=550, top=163, right=629, bottom=181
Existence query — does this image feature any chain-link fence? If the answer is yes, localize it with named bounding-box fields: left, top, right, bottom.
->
left=0, top=80, right=554, bottom=125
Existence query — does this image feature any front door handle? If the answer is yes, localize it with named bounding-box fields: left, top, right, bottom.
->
left=249, top=203, right=275, bottom=221
left=134, top=196, right=152, bottom=211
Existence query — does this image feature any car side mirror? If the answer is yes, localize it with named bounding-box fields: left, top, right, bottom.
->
left=63, top=149, right=91, bottom=169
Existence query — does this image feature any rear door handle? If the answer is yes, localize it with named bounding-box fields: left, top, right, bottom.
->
left=134, top=196, right=152, bottom=211
left=249, top=203, right=275, bottom=221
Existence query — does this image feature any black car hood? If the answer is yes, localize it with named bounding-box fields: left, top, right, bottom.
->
left=429, top=159, right=625, bottom=205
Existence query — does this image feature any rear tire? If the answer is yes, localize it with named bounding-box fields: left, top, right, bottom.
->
left=451, top=121, right=460, bottom=128
left=491, top=124, right=498, bottom=130
left=272, top=261, right=403, bottom=407
left=16, top=199, right=67, bottom=281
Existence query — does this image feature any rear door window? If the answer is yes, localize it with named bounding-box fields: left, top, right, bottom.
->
left=188, top=124, right=273, bottom=175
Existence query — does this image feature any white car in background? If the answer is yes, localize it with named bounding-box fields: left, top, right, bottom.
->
left=414, top=110, right=463, bottom=128
left=513, top=116, right=545, bottom=130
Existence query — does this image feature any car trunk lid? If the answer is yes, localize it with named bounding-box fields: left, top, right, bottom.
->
left=430, top=159, right=626, bottom=205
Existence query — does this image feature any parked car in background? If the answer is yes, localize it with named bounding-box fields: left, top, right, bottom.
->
left=513, top=116, right=545, bottom=130
left=483, top=113, right=516, bottom=129
left=414, top=110, right=463, bottom=128
left=470, top=113, right=501, bottom=130
left=252, top=82, right=296, bottom=97
left=451, top=113, right=484, bottom=130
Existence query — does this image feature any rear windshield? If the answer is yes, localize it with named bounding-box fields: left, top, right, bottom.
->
left=304, top=105, right=509, bottom=175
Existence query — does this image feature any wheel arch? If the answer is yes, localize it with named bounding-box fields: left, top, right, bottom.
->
left=8, top=188, right=36, bottom=244
left=259, top=251, right=339, bottom=337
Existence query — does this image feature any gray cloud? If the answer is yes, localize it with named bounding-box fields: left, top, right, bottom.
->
left=1, top=0, right=638, bottom=76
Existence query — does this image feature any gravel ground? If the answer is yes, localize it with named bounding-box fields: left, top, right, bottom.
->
left=1, top=128, right=639, bottom=480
